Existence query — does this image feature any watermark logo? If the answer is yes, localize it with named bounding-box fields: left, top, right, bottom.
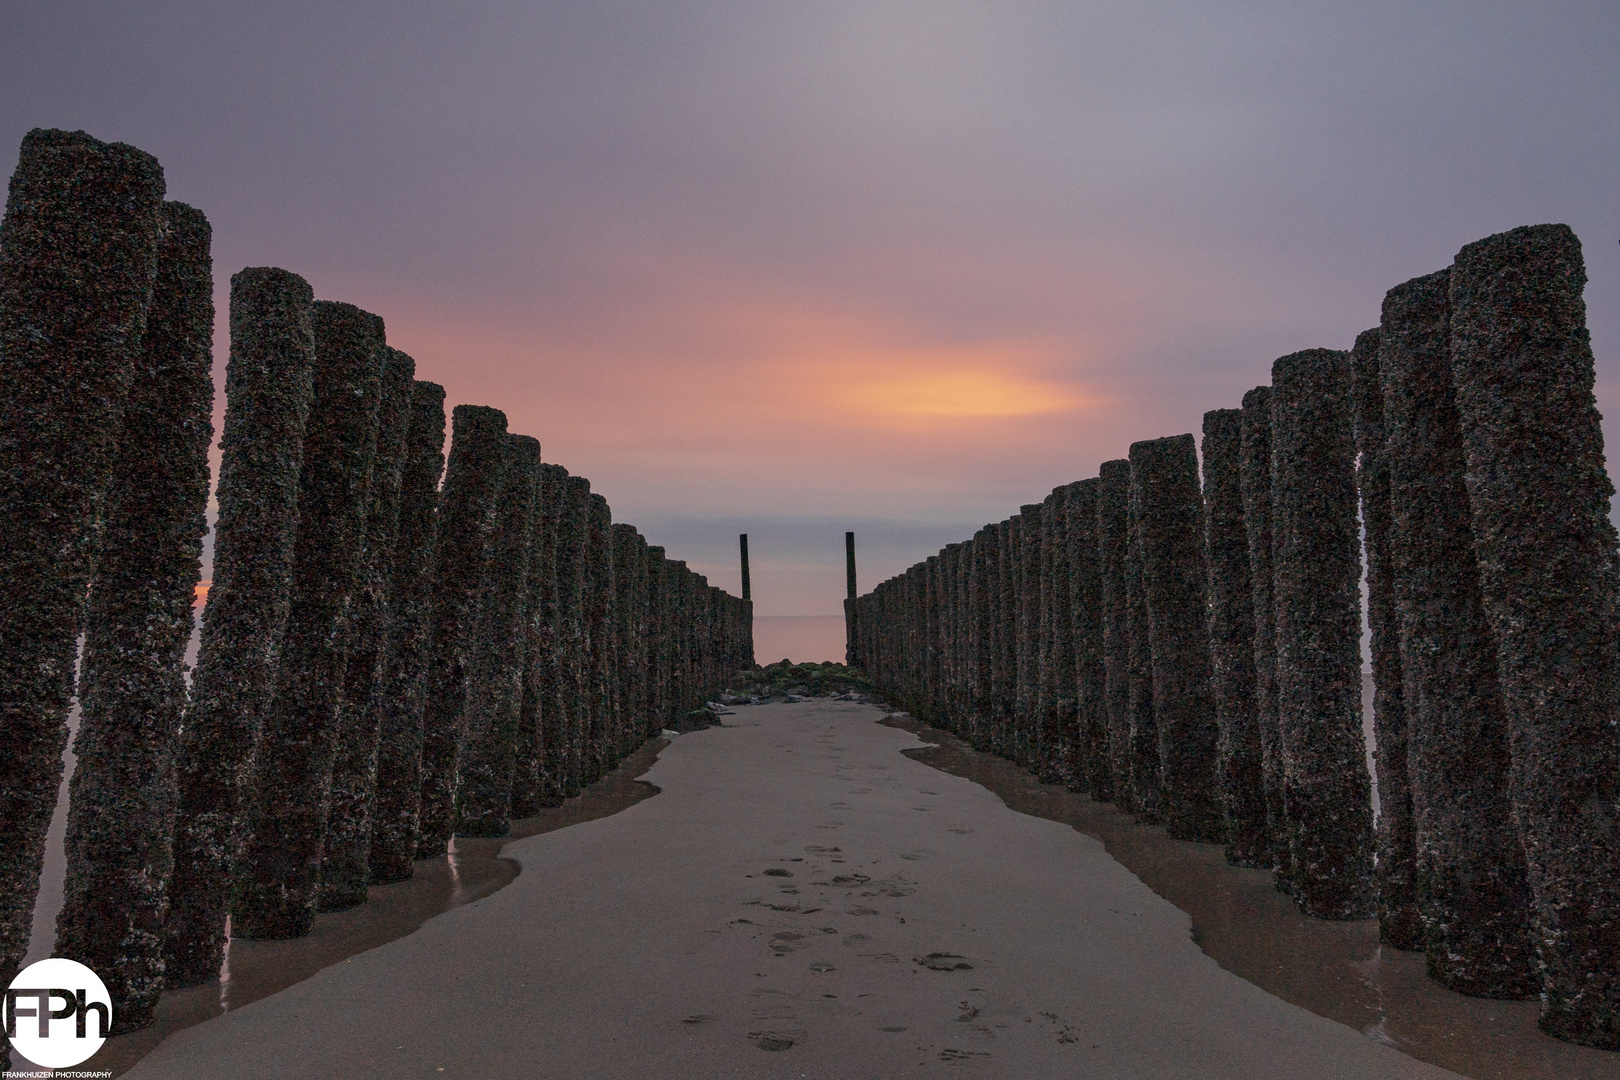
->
left=5, top=957, right=111, bottom=1069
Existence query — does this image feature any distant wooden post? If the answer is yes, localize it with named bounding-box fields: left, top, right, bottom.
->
left=739, top=533, right=751, bottom=601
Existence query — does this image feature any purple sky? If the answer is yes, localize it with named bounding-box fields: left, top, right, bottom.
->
left=3, top=1, right=1616, bottom=614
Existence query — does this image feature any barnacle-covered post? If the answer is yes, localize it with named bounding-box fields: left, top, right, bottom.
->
left=234, top=301, right=387, bottom=939
left=319, top=345, right=415, bottom=911
left=453, top=435, right=540, bottom=837
left=1350, top=329, right=1417, bottom=945
left=1130, top=434, right=1221, bottom=841
left=54, top=201, right=211, bottom=1030
left=1269, top=349, right=1374, bottom=920
left=414, top=406, right=508, bottom=857
left=557, top=477, right=592, bottom=792
left=1381, top=272, right=1535, bottom=994
left=1447, top=224, right=1619, bottom=1044
left=1039, top=488, right=1076, bottom=784
left=367, top=381, right=446, bottom=883
left=1069, top=479, right=1110, bottom=799
left=511, top=461, right=562, bottom=817
left=0, top=130, right=164, bottom=1012
left=165, top=267, right=315, bottom=985
left=1203, top=408, right=1266, bottom=866
left=1125, top=469, right=1160, bottom=822
left=1095, top=459, right=1133, bottom=809
left=1240, top=385, right=1287, bottom=887
left=585, top=492, right=617, bottom=779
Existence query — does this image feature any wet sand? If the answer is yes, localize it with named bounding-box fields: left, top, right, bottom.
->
left=127, top=701, right=1467, bottom=1079
left=884, top=714, right=1620, bottom=1080
left=83, top=738, right=664, bottom=1078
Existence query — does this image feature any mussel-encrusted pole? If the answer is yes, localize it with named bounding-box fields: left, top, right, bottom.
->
left=319, top=345, right=415, bottom=911
left=1448, top=224, right=1620, bottom=1045
left=235, top=301, right=387, bottom=939
left=1096, top=459, right=1133, bottom=809
left=557, top=477, right=592, bottom=794
left=1350, top=328, right=1418, bottom=948
left=0, top=130, right=164, bottom=1012
left=1381, top=271, right=1535, bottom=994
left=414, top=406, right=508, bottom=857
left=1130, top=434, right=1222, bottom=841
left=621, top=527, right=652, bottom=743
left=1202, top=408, right=1266, bottom=866
left=1040, top=489, right=1076, bottom=784
left=995, top=519, right=1018, bottom=756
left=1269, top=349, right=1374, bottom=920
left=1125, top=470, right=1160, bottom=822
left=165, top=266, right=315, bottom=985
left=53, top=201, right=211, bottom=1032
left=585, top=492, right=616, bottom=780
left=454, top=434, right=540, bottom=837
left=1016, top=504, right=1043, bottom=768
left=511, top=462, right=562, bottom=817
left=1240, top=385, right=1287, bottom=889
left=1070, top=479, right=1111, bottom=799
left=645, top=545, right=669, bottom=734
left=367, top=380, right=446, bottom=883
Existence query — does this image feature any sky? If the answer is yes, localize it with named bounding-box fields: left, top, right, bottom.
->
left=3, top=1, right=1616, bottom=615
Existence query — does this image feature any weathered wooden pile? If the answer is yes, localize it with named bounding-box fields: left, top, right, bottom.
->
left=0, top=129, right=751, bottom=1051
left=846, top=224, right=1620, bottom=1051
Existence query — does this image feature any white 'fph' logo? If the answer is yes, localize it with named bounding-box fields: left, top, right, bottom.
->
left=6, top=957, right=112, bottom=1068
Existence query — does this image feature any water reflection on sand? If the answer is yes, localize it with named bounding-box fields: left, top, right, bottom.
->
left=883, top=713, right=1620, bottom=1080
left=86, top=739, right=665, bottom=1078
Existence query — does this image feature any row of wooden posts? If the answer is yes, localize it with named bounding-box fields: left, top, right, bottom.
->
left=0, top=128, right=752, bottom=1051
left=845, top=223, right=1620, bottom=1051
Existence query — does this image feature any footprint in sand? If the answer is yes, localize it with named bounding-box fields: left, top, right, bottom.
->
left=915, top=952, right=974, bottom=971
left=749, top=990, right=803, bottom=1050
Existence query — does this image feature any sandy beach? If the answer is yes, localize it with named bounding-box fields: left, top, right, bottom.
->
left=124, top=699, right=1464, bottom=1079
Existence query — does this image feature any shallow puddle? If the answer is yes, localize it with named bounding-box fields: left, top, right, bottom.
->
left=881, top=714, right=1620, bottom=1080
left=89, top=738, right=666, bottom=1078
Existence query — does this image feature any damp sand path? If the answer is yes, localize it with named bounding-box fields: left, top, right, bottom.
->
left=129, top=701, right=1462, bottom=1079
left=882, top=713, right=1620, bottom=1080
left=84, top=738, right=665, bottom=1078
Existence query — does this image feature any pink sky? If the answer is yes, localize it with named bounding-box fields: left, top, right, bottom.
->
left=6, top=1, right=1617, bottom=614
